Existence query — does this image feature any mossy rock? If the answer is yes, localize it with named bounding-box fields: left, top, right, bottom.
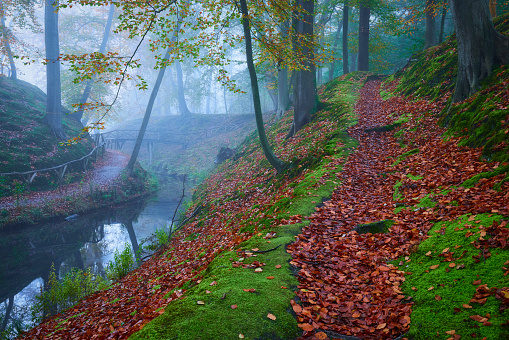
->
left=354, top=219, right=394, bottom=234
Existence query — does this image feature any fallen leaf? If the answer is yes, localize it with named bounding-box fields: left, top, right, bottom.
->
left=231, top=305, right=237, bottom=309
left=293, top=304, right=302, bottom=313
left=275, top=264, right=282, bottom=269
left=449, top=263, right=456, bottom=268
left=254, top=268, right=263, bottom=272
left=430, top=264, right=439, bottom=270
left=315, top=331, right=327, bottom=339
left=267, top=313, right=276, bottom=321
left=435, top=295, right=442, bottom=301
left=428, top=286, right=434, bottom=291
left=210, top=281, right=217, bottom=286
left=239, top=334, right=244, bottom=339
left=266, top=276, right=275, bottom=279
left=197, top=301, right=205, bottom=305
left=376, top=323, right=387, bottom=329
left=463, top=304, right=472, bottom=309
left=206, top=290, right=212, bottom=294
left=298, top=323, right=314, bottom=331
left=446, top=330, right=456, bottom=335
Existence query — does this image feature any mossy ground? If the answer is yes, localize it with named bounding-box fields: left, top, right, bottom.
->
left=128, top=73, right=367, bottom=340
left=393, top=213, right=509, bottom=340
left=0, top=76, right=94, bottom=196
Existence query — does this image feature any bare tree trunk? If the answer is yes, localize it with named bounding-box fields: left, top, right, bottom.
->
left=276, top=21, right=290, bottom=120
left=0, top=295, right=13, bottom=332
left=357, top=2, right=370, bottom=71
left=424, top=0, right=437, bottom=49
left=438, top=2, right=447, bottom=44
left=44, top=0, right=66, bottom=140
left=288, top=0, right=316, bottom=138
left=75, top=3, right=114, bottom=124
left=239, top=0, right=285, bottom=173
left=206, top=68, right=212, bottom=114
left=342, top=4, right=350, bottom=75
left=126, top=48, right=171, bottom=175
left=0, top=1, right=16, bottom=80
left=449, top=0, right=509, bottom=103
left=328, top=18, right=342, bottom=81
left=176, top=60, right=191, bottom=116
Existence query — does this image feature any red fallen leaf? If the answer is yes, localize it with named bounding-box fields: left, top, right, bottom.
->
left=266, top=276, right=275, bottom=279
left=469, top=315, right=487, bottom=322
left=210, top=281, right=217, bottom=286
left=292, top=304, right=302, bottom=313
left=281, top=286, right=287, bottom=289
left=378, top=266, right=390, bottom=271
left=352, top=311, right=361, bottom=318
left=430, top=264, right=439, bottom=270
left=243, top=288, right=256, bottom=293
left=435, top=295, right=442, bottom=301
left=275, top=264, right=282, bottom=269
left=298, top=323, right=314, bottom=331
left=483, top=321, right=492, bottom=326
left=315, top=331, right=328, bottom=339
left=231, top=305, right=237, bottom=309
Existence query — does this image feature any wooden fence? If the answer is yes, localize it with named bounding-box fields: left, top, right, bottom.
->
left=0, top=134, right=106, bottom=191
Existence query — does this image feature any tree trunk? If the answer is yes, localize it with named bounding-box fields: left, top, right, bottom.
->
left=276, top=21, right=290, bottom=120
left=0, top=1, right=16, bottom=80
left=289, top=0, right=316, bottom=138
left=126, top=49, right=171, bottom=175
left=357, top=2, right=370, bottom=71
left=424, top=0, right=437, bottom=49
left=449, top=0, right=509, bottom=103
left=276, top=64, right=289, bottom=119
left=328, top=18, right=342, bottom=82
left=44, top=0, right=66, bottom=140
left=489, top=0, right=497, bottom=18
left=438, top=3, right=447, bottom=44
left=74, top=3, right=114, bottom=124
left=176, top=60, right=191, bottom=116
left=206, top=68, right=212, bottom=114
left=0, top=295, right=13, bottom=332
left=239, top=0, right=285, bottom=173
left=342, top=4, right=350, bottom=75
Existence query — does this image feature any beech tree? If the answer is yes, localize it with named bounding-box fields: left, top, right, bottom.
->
left=357, top=1, right=370, bottom=71
left=0, top=1, right=16, bottom=79
left=449, top=0, right=509, bottom=103
left=44, top=0, right=66, bottom=139
left=424, top=0, right=437, bottom=49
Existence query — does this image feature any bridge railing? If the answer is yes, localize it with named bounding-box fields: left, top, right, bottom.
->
left=0, top=135, right=106, bottom=191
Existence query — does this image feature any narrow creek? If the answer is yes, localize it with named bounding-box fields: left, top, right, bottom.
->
left=0, top=189, right=183, bottom=335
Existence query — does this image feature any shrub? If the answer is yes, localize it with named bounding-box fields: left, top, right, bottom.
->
left=105, top=244, right=136, bottom=281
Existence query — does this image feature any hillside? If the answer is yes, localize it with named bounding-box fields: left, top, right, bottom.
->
left=0, top=76, right=94, bottom=196
left=18, top=15, right=509, bottom=340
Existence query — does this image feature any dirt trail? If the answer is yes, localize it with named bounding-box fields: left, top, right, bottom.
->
left=0, top=150, right=129, bottom=212
left=290, top=80, right=509, bottom=339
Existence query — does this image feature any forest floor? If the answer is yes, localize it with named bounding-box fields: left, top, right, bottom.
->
left=18, top=74, right=509, bottom=340
left=0, top=150, right=153, bottom=227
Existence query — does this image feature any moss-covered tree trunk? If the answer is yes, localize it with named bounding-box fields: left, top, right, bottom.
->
left=449, top=0, right=509, bottom=103
left=44, top=0, right=66, bottom=140
left=239, top=0, right=285, bottom=173
left=357, top=2, right=370, bottom=71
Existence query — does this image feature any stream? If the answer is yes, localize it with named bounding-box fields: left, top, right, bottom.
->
left=0, top=190, right=182, bottom=336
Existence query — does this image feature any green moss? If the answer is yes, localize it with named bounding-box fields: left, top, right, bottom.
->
left=129, top=223, right=309, bottom=340
left=461, top=164, right=509, bottom=189
left=391, top=148, right=419, bottom=167
left=394, top=213, right=509, bottom=340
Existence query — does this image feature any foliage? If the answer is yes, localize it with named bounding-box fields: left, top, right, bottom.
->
left=31, top=264, right=108, bottom=323
left=105, top=244, right=136, bottom=281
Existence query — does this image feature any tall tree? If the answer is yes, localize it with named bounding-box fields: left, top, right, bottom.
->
left=0, top=1, right=16, bottom=80
left=424, top=0, right=437, bottom=49
left=288, top=0, right=317, bottom=138
left=276, top=20, right=290, bottom=120
left=357, top=1, right=370, bottom=71
left=449, top=0, right=509, bottom=103
left=74, top=3, right=115, bottom=124
left=239, top=0, right=285, bottom=172
left=438, top=1, right=447, bottom=44
left=328, top=17, right=342, bottom=82
left=44, top=0, right=66, bottom=139
left=342, top=3, right=350, bottom=75
left=175, top=60, right=192, bottom=116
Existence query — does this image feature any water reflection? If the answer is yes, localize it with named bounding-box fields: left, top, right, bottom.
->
left=0, top=194, right=180, bottom=336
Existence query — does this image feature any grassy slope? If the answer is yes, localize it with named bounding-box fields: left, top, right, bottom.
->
left=129, top=73, right=367, bottom=340
left=384, top=13, right=509, bottom=340
left=0, top=76, right=94, bottom=196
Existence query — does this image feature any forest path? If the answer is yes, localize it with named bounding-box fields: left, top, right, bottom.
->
left=0, top=149, right=129, bottom=214
left=289, top=79, right=509, bottom=339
